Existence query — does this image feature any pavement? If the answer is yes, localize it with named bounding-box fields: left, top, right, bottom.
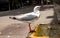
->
left=0, top=5, right=57, bottom=38
left=40, top=7, right=57, bottom=24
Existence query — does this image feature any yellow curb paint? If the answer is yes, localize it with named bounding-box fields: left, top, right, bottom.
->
left=29, top=33, right=49, bottom=38
left=35, top=24, right=40, bottom=31
left=29, top=24, right=49, bottom=38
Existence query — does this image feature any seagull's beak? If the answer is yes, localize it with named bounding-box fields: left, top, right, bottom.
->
left=9, top=17, right=16, bottom=19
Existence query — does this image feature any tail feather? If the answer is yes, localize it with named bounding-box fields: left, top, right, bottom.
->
left=9, top=17, right=16, bottom=19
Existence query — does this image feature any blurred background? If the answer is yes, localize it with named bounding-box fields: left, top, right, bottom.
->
left=0, top=0, right=53, bottom=11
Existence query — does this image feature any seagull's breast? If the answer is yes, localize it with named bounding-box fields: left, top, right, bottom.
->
left=33, top=11, right=40, bottom=17
left=15, top=12, right=33, bottom=18
left=19, top=15, right=37, bottom=21
left=14, top=12, right=38, bottom=21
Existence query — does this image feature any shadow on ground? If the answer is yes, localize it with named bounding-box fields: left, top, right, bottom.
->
left=0, top=5, right=54, bottom=17
left=45, top=5, right=59, bottom=38
left=46, top=10, right=58, bottom=24
left=34, top=24, right=60, bottom=38
left=0, top=6, right=34, bottom=17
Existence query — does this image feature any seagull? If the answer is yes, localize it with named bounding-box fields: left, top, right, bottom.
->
left=9, top=6, right=40, bottom=32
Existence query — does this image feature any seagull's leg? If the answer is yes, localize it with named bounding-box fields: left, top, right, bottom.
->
left=29, top=23, right=31, bottom=32
left=28, top=23, right=35, bottom=33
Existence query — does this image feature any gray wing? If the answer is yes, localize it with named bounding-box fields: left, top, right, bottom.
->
left=19, top=15, right=37, bottom=21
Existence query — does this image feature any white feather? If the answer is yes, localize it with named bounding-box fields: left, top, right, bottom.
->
left=9, top=6, right=40, bottom=21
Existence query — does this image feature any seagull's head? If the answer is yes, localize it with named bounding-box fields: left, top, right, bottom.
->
left=34, top=6, right=40, bottom=12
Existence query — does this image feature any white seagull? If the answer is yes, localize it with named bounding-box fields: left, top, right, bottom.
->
left=9, top=6, right=40, bottom=32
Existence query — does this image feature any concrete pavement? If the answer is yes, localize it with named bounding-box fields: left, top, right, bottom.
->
left=40, top=5, right=57, bottom=24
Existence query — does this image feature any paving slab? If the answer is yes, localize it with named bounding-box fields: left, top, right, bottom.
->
left=40, top=8, right=57, bottom=24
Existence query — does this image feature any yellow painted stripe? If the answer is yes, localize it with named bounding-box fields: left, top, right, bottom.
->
left=29, top=24, right=49, bottom=38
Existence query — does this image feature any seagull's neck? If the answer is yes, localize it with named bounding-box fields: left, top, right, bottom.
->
left=34, top=7, right=40, bottom=14
left=34, top=10, right=40, bottom=14
left=34, top=11, right=40, bottom=17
